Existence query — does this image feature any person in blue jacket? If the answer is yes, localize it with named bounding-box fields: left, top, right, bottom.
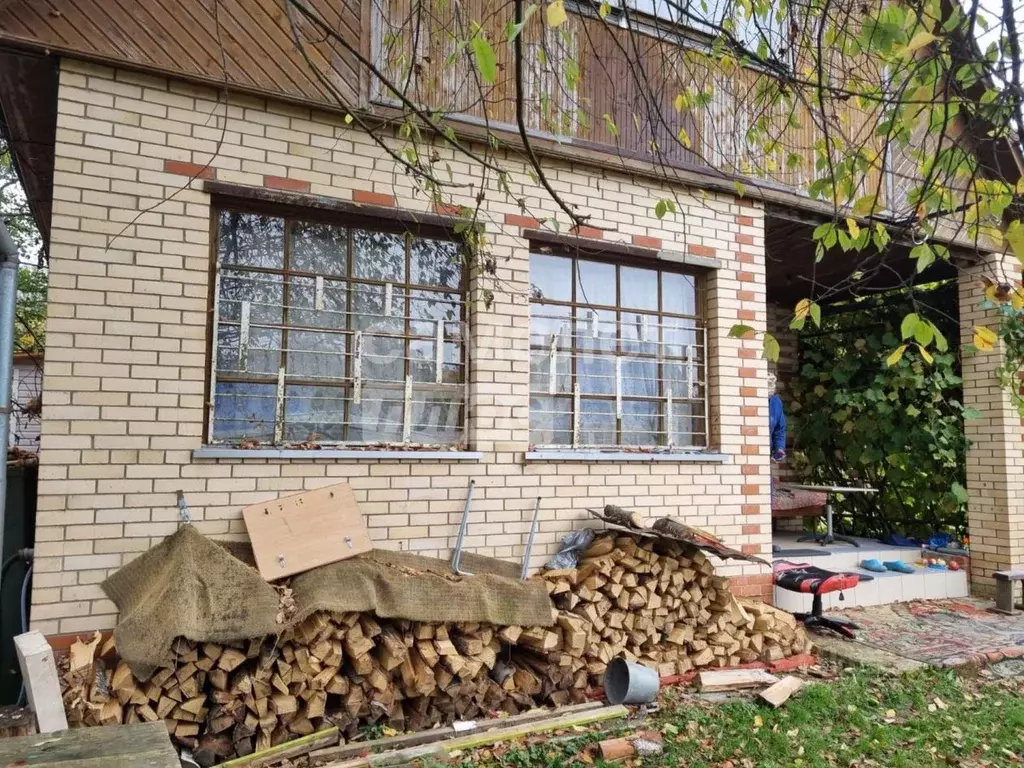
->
left=768, top=370, right=786, bottom=462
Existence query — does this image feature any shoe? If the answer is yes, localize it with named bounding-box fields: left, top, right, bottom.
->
left=883, top=560, right=915, bottom=574
left=860, top=558, right=887, bottom=572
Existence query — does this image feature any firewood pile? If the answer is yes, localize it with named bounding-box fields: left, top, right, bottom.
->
left=60, top=531, right=809, bottom=765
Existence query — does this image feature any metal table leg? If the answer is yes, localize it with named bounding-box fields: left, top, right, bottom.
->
left=797, top=497, right=860, bottom=547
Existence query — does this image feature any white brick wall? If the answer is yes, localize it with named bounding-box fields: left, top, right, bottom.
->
left=32, top=59, right=773, bottom=634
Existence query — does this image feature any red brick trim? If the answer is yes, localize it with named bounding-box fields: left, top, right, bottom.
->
left=741, top=503, right=760, bottom=514
left=433, top=202, right=464, bottom=216
left=164, top=159, right=215, bottom=180
left=570, top=225, right=604, bottom=239
left=736, top=215, right=755, bottom=226
left=264, top=176, right=310, bottom=193
left=353, top=189, right=396, bottom=207
left=632, top=234, right=662, bottom=249
left=505, top=213, right=542, bottom=229
left=688, top=243, right=716, bottom=257
left=735, top=233, right=755, bottom=245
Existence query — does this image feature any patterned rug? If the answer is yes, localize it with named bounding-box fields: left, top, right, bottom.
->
left=832, top=598, right=1024, bottom=667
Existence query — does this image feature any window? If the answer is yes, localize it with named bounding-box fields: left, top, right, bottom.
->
left=528, top=251, right=707, bottom=449
left=210, top=211, right=467, bottom=447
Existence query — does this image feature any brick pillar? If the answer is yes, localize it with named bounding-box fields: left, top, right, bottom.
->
left=958, top=254, right=1024, bottom=595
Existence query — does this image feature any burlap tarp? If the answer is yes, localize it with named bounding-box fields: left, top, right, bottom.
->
left=102, top=526, right=554, bottom=677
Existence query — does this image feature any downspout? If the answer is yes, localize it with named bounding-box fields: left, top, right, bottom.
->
left=0, top=220, right=19, bottom=598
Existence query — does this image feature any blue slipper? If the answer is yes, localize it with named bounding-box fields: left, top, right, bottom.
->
left=883, top=560, right=915, bottom=574
left=927, top=562, right=948, bottom=570
left=860, top=559, right=887, bottom=572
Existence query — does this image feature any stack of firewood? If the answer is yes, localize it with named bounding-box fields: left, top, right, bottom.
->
left=60, top=532, right=810, bottom=764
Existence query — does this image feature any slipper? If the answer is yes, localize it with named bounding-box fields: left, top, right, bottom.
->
left=883, top=560, right=915, bottom=574
left=927, top=562, right=948, bottom=570
left=860, top=558, right=887, bottom=572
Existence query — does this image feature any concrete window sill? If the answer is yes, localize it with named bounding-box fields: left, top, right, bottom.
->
left=192, top=448, right=484, bottom=461
left=524, top=450, right=729, bottom=463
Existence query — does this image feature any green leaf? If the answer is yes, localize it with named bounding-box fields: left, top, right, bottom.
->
left=809, top=302, right=822, bottom=328
left=905, top=404, right=920, bottom=417
left=471, top=36, right=497, bottom=84
left=951, top=481, right=969, bottom=503
left=932, top=325, right=948, bottom=352
left=728, top=324, right=754, bottom=338
left=1005, top=220, right=1024, bottom=266
left=763, top=332, right=780, bottom=362
left=602, top=113, right=619, bottom=138
left=674, top=93, right=685, bottom=113
left=913, top=320, right=934, bottom=347
left=900, top=313, right=920, bottom=340
left=910, top=243, right=935, bottom=272
left=886, top=344, right=908, bottom=366
left=677, top=127, right=691, bottom=148
left=734, top=180, right=746, bottom=198
left=654, top=199, right=676, bottom=219
left=962, top=406, right=981, bottom=420
left=344, top=114, right=354, bottom=124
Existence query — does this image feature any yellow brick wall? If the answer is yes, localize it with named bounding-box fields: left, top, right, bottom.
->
left=32, top=59, right=772, bottom=633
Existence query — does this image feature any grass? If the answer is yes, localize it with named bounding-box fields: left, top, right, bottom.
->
left=446, top=668, right=1024, bottom=768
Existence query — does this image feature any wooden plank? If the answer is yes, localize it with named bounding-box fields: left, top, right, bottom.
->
left=696, top=669, right=780, bottom=693
left=310, top=702, right=604, bottom=764
left=220, top=727, right=339, bottom=768
left=242, top=483, right=373, bottom=580
left=758, top=676, right=805, bottom=708
left=14, top=631, right=67, bottom=733
left=0, top=721, right=178, bottom=767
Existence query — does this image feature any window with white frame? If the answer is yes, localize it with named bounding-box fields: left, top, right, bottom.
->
left=528, top=251, right=708, bottom=449
left=210, top=210, right=467, bottom=447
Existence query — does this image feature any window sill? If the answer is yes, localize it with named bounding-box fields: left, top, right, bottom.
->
left=525, top=450, right=728, bottom=463
left=192, top=448, right=484, bottom=461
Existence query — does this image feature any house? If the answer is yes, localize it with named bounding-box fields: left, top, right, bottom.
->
left=0, top=0, right=1019, bottom=637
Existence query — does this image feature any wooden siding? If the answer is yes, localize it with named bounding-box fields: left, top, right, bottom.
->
left=0, top=0, right=361, bottom=107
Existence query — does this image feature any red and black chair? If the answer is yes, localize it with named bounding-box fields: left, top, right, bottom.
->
left=773, top=561, right=872, bottom=638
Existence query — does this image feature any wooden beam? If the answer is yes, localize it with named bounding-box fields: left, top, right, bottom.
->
left=14, top=630, right=67, bottom=733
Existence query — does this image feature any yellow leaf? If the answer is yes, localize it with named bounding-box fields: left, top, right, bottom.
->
left=904, top=30, right=937, bottom=56
left=1017, top=177, right=1024, bottom=196
left=920, top=345, right=933, bottom=364
left=974, top=325, right=997, bottom=351
left=754, top=715, right=764, bottom=727
left=985, top=283, right=1000, bottom=303
left=1012, top=286, right=1024, bottom=311
left=795, top=298, right=811, bottom=320
left=886, top=344, right=907, bottom=366
left=674, top=93, right=685, bottom=113
left=1005, top=221, right=1024, bottom=265
left=546, top=0, right=567, bottom=27
left=846, top=218, right=860, bottom=238
left=677, top=127, right=691, bottom=148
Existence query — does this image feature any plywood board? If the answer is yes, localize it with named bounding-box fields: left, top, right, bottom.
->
left=0, top=721, right=177, bottom=767
left=242, top=483, right=373, bottom=581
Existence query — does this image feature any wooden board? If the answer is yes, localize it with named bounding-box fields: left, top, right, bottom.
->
left=242, top=484, right=373, bottom=581
left=696, top=669, right=780, bottom=692
left=0, top=721, right=178, bottom=768
left=758, top=675, right=805, bottom=708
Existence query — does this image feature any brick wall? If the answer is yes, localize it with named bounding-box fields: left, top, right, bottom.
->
left=32, top=59, right=772, bottom=633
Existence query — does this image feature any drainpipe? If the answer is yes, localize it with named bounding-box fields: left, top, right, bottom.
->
left=0, top=221, right=19, bottom=597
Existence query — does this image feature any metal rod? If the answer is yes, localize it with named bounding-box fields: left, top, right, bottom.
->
left=239, top=300, right=251, bottom=372
left=450, top=478, right=476, bottom=575
left=274, top=367, right=286, bottom=443
left=435, top=320, right=444, bottom=384
left=520, top=496, right=542, bottom=580
left=0, top=222, right=20, bottom=600
left=402, top=376, right=412, bottom=443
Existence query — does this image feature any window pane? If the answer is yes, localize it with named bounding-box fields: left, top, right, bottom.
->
left=576, top=309, right=615, bottom=396
left=621, top=357, right=659, bottom=397
left=349, top=387, right=404, bottom=443
left=354, top=284, right=405, bottom=333
left=530, top=396, right=571, bottom=446
left=529, top=348, right=571, bottom=395
left=361, top=335, right=404, bottom=382
left=662, top=322, right=700, bottom=356
left=211, top=381, right=276, bottom=442
left=409, top=340, right=462, bottom=384
left=219, top=211, right=284, bottom=269
left=354, top=230, right=406, bottom=281
left=620, top=312, right=658, bottom=356
left=530, top=303, right=572, bottom=343
left=219, top=270, right=283, bottom=325
left=621, top=400, right=658, bottom=446
left=410, top=389, right=462, bottom=444
left=579, top=399, right=615, bottom=445
left=291, top=221, right=347, bottom=276
left=409, top=290, right=461, bottom=325
left=284, top=385, right=347, bottom=442
left=530, top=253, right=571, bottom=301
left=576, top=259, right=616, bottom=306
left=287, top=330, right=347, bottom=380
left=663, top=272, right=697, bottom=316
left=216, top=325, right=240, bottom=371
left=620, top=266, right=658, bottom=310
left=669, top=402, right=703, bottom=447
left=411, top=238, right=462, bottom=288
left=288, top=276, right=348, bottom=329
left=245, top=327, right=282, bottom=375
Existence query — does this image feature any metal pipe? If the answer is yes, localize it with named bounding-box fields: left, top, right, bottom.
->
left=520, top=495, right=542, bottom=581
left=0, top=221, right=21, bottom=600
left=450, top=478, right=475, bottom=575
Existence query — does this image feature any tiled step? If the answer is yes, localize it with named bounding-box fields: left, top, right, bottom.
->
left=773, top=566, right=969, bottom=612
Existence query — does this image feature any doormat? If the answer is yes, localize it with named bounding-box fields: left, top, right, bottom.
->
left=833, top=598, right=1024, bottom=667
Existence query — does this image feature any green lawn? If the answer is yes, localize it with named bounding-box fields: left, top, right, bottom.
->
left=447, top=669, right=1024, bottom=768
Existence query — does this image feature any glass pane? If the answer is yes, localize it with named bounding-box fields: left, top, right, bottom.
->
left=620, top=312, right=658, bottom=356
left=212, top=381, right=276, bottom=442
left=530, top=253, right=571, bottom=301
left=579, top=399, right=615, bottom=445
left=409, top=290, right=461, bottom=325
left=669, top=402, right=703, bottom=447
left=291, top=221, right=347, bottom=276
left=576, top=309, right=615, bottom=396
left=662, top=322, right=700, bottom=357
left=361, top=335, right=404, bottom=382
left=354, top=231, right=406, bottom=282
left=621, top=399, right=658, bottom=446
left=287, top=330, right=347, bottom=380
left=663, top=272, right=697, bottom=316
left=411, top=237, right=462, bottom=288
left=530, top=303, right=572, bottom=345
left=216, top=325, right=240, bottom=372
left=349, top=387, right=404, bottom=443
left=353, top=284, right=405, bottom=333
left=288, top=276, right=348, bottom=329
left=577, top=352, right=614, bottom=395
left=283, top=385, right=347, bottom=443
left=410, top=389, right=463, bottom=444
left=218, top=211, right=284, bottom=269
left=219, top=270, right=283, bottom=325
left=620, top=265, right=658, bottom=310
left=530, top=396, right=571, bottom=446
left=621, top=357, right=659, bottom=397
left=529, top=348, right=571, bottom=395
left=665, top=359, right=700, bottom=399
left=409, top=339, right=462, bottom=383
left=575, top=308, right=615, bottom=351
left=576, top=259, right=616, bottom=306
left=246, top=327, right=282, bottom=375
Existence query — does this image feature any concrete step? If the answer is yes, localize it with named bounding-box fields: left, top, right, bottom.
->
left=773, top=566, right=968, bottom=612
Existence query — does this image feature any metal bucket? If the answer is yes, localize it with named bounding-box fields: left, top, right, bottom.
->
left=603, top=657, right=660, bottom=705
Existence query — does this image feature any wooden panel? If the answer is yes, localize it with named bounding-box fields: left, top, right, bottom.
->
left=242, top=483, right=373, bottom=581
left=0, top=721, right=178, bottom=768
